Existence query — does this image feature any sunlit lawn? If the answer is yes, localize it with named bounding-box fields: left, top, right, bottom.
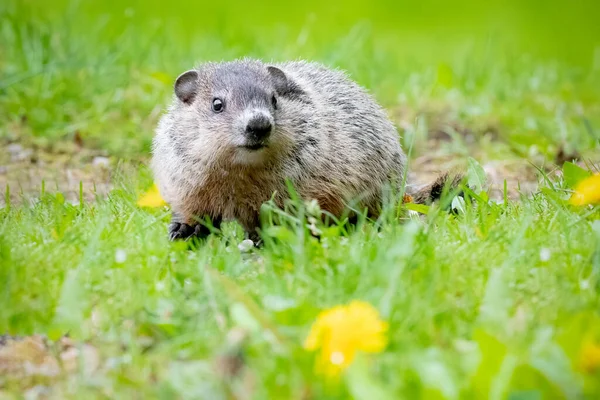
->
left=1, top=0, right=600, bottom=398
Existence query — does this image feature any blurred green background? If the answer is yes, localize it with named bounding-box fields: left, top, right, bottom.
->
left=1, top=0, right=599, bottom=159
left=2, top=3, right=600, bottom=397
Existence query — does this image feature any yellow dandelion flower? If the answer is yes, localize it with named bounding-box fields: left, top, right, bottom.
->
left=579, top=340, right=600, bottom=373
left=569, top=174, right=600, bottom=206
left=304, top=300, right=388, bottom=377
left=137, top=184, right=167, bottom=208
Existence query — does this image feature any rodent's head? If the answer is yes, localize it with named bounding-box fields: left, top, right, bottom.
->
left=167, top=60, right=302, bottom=167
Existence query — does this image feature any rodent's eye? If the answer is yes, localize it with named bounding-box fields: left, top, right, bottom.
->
left=212, top=98, right=224, bottom=113
left=271, top=95, right=277, bottom=109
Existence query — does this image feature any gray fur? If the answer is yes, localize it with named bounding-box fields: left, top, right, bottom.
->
left=151, top=58, right=409, bottom=240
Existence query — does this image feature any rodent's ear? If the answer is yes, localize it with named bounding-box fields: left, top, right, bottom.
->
left=267, top=66, right=306, bottom=99
left=267, top=66, right=289, bottom=93
left=174, top=70, right=199, bottom=104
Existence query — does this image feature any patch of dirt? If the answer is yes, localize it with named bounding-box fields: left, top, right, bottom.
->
left=392, top=104, right=600, bottom=200
left=0, top=143, right=114, bottom=207
left=407, top=140, right=542, bottom=201
left=1, top=138, right=596, bottom=208
left=0, top=334, right=99, bottom=390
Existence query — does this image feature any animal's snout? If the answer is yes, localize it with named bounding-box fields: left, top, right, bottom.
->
left=245, top=115, right=272, bottom=140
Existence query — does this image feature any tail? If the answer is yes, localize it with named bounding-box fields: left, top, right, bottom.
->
left=407, top=172, right=466, bottom=205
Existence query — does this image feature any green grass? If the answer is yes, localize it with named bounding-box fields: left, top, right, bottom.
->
left=2, top=167, right=600, bottom=398
left=1, top=0, right=600, bottom=398
left=1, top=0, right=599, bottom=158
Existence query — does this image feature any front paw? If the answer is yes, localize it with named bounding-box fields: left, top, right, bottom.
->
left=168, top=222, right=195, bottom=241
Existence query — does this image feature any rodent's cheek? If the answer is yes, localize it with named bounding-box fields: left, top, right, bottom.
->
left=228, top=134, right=250, bottom=148
left=271, top=126, right=296, bottom=148
left=202, top=121, right=236, bottom=144
left=224, top=124, right=250, bottom=147
left=190, top=129, right=232, bottom=163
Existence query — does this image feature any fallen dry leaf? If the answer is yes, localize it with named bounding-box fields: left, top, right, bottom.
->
left=0, top=335, right=100, bottom=388
left=0, top=335, right=59, bottom=378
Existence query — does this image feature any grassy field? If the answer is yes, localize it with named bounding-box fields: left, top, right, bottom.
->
left=1, top=0, right=600, bottom=398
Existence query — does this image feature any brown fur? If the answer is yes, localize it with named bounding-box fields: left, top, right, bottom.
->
left=152, top=59, right=462, bottom=241
left=410, top=172, right=465, bottom=205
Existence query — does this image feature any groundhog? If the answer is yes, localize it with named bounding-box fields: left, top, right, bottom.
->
left=151, top=59, right=461, bottom=241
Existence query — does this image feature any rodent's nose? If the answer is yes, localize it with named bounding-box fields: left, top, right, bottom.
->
left=245, top=116, right=272, bottom=140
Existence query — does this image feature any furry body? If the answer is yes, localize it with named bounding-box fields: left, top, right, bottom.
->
left=152, top=59, right=452, bottom=240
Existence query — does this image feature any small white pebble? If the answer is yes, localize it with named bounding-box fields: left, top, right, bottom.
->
left=91, top=309, right=102, bottom=327
left=105, top=357, right=119, bottom=370
left=24, top=385, right=51, bottom=400
left=215, top=314, right=227, bottom=328
left=528, top=145, right=539, bottom=157
left=330, top=352, right=345, bottom=365
left=305, top=199, right=321, bottom=216
left=454, top=339, right=477, bottom=353
left=6, top=143, right=23, bottom=154
left=92, top=156, right=110, bottom=168
left=263, top=295, right=296, bottom=311
left=539, top=248, right=551, bottom=262
left=580, top=280, right=590, bottom=290
left=115, top=249, right=127, bottom=264
left=309, top=222, right=322, bottom=236
left=12, top=148, right=33, bottom=161
left=238, top=239, right=255, bottom=252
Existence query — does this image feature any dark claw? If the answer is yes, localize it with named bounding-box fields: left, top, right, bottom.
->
left=194, top=224, right=210, bottom=237
left=247, top=230, right=263, bottom=248
left=168, top=222, right=195, bottom=241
